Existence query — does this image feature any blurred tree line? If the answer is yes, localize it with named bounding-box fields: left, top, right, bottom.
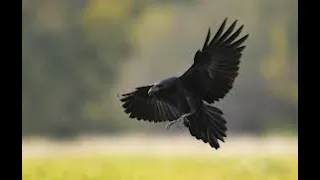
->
left=22, top=0, right=297, bottom=138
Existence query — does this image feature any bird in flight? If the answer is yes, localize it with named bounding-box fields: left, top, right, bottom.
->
left=118, top=18, right=249, bottom=149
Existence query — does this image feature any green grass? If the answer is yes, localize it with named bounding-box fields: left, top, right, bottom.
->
left=23, top=154, right=297, bottom=180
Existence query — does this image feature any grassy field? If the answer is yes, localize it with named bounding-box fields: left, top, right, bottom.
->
left=23, top=154, right=297, bottom=180
left=22, top=135, right=298, bottom=180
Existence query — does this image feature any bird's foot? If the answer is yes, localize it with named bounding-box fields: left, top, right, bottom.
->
left=165, top=120, right=183, bottom=130
left=117, top=93, right=121, bottom=100
left=165, top=113, right=192, bottom=130
left=165, top=121, right=176, bottom=130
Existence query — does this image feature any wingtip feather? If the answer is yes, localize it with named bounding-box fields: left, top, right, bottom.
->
left=202, top=28, right=211, bottom=50
left=223, top=17, right=228, bottom=23
left=231, top=19, right=238, bottom=26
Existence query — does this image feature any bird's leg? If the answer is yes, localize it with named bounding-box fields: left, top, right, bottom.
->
left=165, top=111, right=195, bottom=130
left=165, top=117, right=184, bottom=130
left=165, top=95, right=197, bottom=130
left=179, top=112, right=194, bottom=120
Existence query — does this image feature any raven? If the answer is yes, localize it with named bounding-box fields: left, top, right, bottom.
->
left=118, top=18, right=249, bottom=149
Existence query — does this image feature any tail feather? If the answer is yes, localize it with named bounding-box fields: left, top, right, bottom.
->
left=184, top=104, right=227, bottom=149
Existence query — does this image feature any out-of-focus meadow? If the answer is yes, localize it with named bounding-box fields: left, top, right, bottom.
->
left=22, top=0, right=297, bottom=179
left=23, top=154, right=297, bottom=180
left=23, top=136, right=297, bottom=180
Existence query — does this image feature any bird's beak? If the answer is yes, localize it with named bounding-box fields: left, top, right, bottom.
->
left=148, top=86, right=159, bottom=96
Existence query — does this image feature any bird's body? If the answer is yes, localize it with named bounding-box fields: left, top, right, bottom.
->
left=149, top=77, right=201, bottom=126
left=118, top=18, right=249, bottom=149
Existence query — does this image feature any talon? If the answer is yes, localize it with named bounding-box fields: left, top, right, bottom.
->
left=117, top=93, right=121, bottom=100
left=165, top=113, right=193, bottom=130
left=165, top=121, right=175, bottom=130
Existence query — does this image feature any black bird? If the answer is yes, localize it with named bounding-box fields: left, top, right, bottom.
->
left=118, top=18, right=249, bottom=149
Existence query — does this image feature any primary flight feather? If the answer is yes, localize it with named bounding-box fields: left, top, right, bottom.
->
left=118, top=18, right=249, bottom=149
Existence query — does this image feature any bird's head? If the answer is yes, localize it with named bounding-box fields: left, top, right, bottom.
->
left=148, top=77, right=178, bottom=96
left=148, top=83, right=163, bottom=96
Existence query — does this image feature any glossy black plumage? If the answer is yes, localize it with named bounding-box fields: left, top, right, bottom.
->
left=119, top=84, right=188, bottom=122
left=180, top=18, right=248, bottom=103
left=118, top=18, right=249, bottom=149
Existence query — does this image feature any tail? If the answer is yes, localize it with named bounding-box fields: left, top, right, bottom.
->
left=184, top=104, right=227, bottom=149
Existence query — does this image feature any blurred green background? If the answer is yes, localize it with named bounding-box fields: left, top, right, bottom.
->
left=22, top=0, right=297, bottom=138
left=22, top=0, right=297, bottom=179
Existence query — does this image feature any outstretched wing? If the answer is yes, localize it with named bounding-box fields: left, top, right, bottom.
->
left=118, top=85, right=185, bottom=122
left=180, top=18, right=249, bottom=103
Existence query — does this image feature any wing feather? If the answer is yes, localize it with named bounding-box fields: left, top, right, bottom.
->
left=119, top=85, right=184, bottom=122
left=180, top=18, right=249, bottom=103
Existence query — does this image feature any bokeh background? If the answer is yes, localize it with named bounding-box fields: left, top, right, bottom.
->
left=22, top=0, right=298, bottom=179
